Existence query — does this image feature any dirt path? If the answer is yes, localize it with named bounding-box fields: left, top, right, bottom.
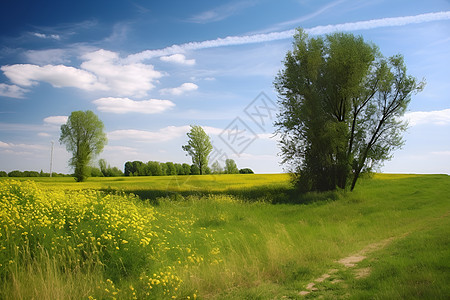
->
left=298, top=234, right=408, bottom=297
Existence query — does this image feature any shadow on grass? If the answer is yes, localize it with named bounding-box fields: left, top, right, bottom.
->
left=100, top=185, right=343, bottom=206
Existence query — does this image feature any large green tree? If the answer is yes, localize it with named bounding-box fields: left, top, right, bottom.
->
left=274, top=29, right=424, bottom=192
left=182, top=125, right=213, bottom=175
left=60, top=110, right=107, bottom=182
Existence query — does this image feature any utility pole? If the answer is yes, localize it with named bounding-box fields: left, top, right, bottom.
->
left=50, top=140, right=54, bottom=177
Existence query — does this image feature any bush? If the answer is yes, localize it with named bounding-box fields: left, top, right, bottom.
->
left=7, top=170, right=23, bottom=177
left=239, top=168, right=254, bottom=174
left=0, top=171, right=7, bottom=177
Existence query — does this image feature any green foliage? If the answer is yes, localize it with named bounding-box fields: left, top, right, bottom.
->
left=275, top=29, right=424, bottom=192
left=182, top=125, right=213, bottom=175
left=165, top=162, right=177, bottom=175
left=224, top=158, right=239, bottom=174
left=60, top=111, right=107, bottom=182
left=89, top=166, right=103, bottom=177
left=211, top=161, right=223, bottom=174
left=239, top=168, right=254, bottom=174
left=0, top=171, right=7, bottom=177
left=190, top=164, right=200, bottom=175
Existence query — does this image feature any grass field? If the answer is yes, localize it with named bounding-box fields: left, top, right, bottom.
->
left=1, top=174, right=449, bottom=299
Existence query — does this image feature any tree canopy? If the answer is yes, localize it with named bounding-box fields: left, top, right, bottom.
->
left=274, top=29, right=424, bottom=192
left=60, top=110, right=107, bottom=182
left=182, top=125, right=213, bottom=175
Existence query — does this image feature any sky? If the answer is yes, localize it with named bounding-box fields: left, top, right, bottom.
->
left=0, top=0, right=449, bottom=175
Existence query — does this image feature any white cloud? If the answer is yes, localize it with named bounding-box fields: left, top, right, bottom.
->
left=126, top=11, right=450, bottom=62
left=38, top=132, right=51, bottom=137
left=1, top=49, right=163, bottom=98
left=0, top=141, right=46, bottom=151
left=0, top=141, right=11, bottom=148
left=93, top=97, right=175, bottom=114
left=1, top=64, right=107, bottom=91
left=404, top=108, right=450, bottom=126
left=160, top=82, right=198, bottom=96
left=0, top=83, right=28, bottom=98
left=43, top=116, right=68, bottom=125
left=108, top=125, right=191, bottom=142
left=32, top=32, right=61, bottom=40
left=80, top=49, right=163, bottom=97
left=202, top=126, right=224, bottom=135
left=160, top=54, right=195, bottom=65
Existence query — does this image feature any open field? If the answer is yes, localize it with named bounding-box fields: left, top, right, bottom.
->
left=1, top=174, right=449, bottom=299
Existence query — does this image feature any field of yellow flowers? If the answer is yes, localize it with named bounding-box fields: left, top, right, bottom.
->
left=0, top=180, right=222, bottom=299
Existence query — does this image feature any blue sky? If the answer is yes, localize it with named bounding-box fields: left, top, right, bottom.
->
left=1, top=0, right=449, bottom=174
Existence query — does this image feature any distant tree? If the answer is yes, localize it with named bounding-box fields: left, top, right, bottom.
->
left=190, top=164, right=200, bottom=175
left=99, top=159, right=108, bottom=176
left=99, top=159, right=123, bottom=177
left=89, top=167, right=104, bottom=177
left=23, top=171, right=40, bottom=177
left=274, top=29, right=424, bottom=192
left=211, top=161, right=223, bottom=174
left=174, top=163, right=185, bottom=175
left=182, top=163, right=191, bottom=175
left=224, top=159, right=239, bottom=174
left=239, top=168, right=254, bottom=174
left=0, top=171, right=7, bottom=177
left=204, top=166, right=211, bottom=174
left=147, top=161, right=162, bottom=176
left=182, top=125, right=213, bottom=175
left=8, top=170, right=23, bottom=177
left=165, top=162, right=177, bottom=175
left=60, top=110, right=107, bottom=182
left=160, top=163, right=168, bottom=176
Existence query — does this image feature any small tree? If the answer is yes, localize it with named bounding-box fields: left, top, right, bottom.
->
left=211, top=161, right=223, bottom=174
left=182, top=125, right=213, bottom=175
left=60, top=110, right=107, bottom=182
left=224, top=159, right=239, bottom=174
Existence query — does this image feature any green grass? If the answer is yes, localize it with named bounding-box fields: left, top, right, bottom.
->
left=1, top=174, right=449, bottom=299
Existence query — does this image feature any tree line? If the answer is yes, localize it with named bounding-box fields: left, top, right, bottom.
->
left=0, top=170, right=70, bottom=177
left=124, top=159, right=253, bottom=177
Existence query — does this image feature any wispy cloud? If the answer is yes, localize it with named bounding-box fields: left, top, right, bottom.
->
left=93, top=97, right=175, bottom=114
left=404, top=108, right=450, bottom=126
left=127, top=11, right=450, bottom=63
left=188, top=1, right=256, bottom=23
left=160, top=54, right=195, bottom=65
left=25, top=49, right=70, bottom=65
left=0, top=83, right=28, bottom=98
left=160, top=82, right=198, bottom=96
left=263, top=0, right=347, bottom=33
left=43, top=116, right=68, bottom=125
left=32, top=32, right=61, bottom=40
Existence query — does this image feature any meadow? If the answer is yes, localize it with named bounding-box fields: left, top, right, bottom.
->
left=0, top=173, right=449, bottom=299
